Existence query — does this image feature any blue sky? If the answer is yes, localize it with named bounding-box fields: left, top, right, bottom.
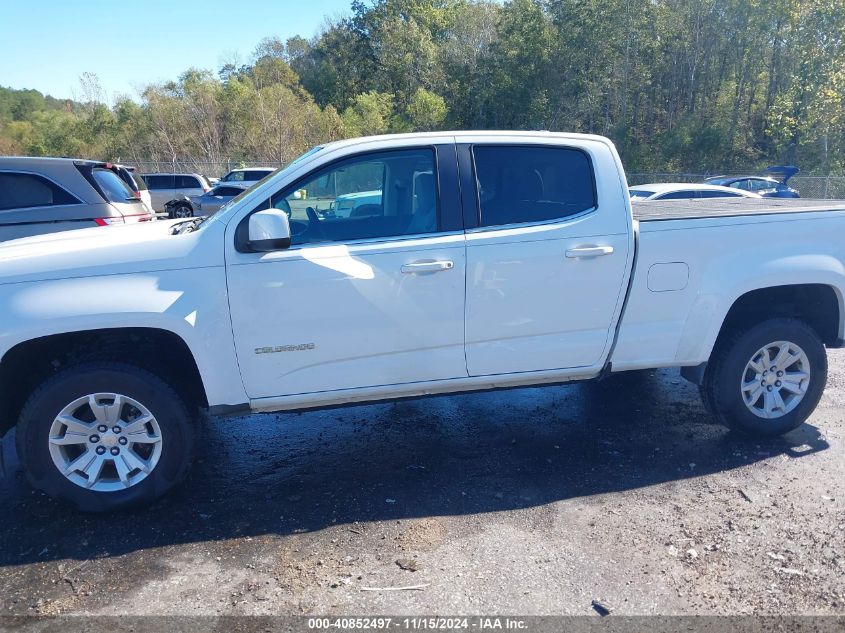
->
left=0, top=0, right=355, bottom=102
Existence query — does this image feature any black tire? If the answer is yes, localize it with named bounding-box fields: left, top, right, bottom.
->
left=170, top=204, right=193, bottom=219
left=16, top=362, right=194, bottom=512
left=702, top=318, right=827, bottom=437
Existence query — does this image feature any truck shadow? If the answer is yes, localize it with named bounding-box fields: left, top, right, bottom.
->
left=0, top=369, right=829, bottom=566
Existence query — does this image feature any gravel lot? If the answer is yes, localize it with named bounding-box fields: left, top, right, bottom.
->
left=1, top=352, right=844, bottom=617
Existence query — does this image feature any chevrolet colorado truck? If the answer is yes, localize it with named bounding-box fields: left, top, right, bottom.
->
left=1, top=131, right=844, bottom=511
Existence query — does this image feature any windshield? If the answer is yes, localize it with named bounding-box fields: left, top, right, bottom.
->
left=629, top=189, right=654, bottom=199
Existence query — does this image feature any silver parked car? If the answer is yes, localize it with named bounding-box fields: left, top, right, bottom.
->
left=164, top=182, right=250, bottom=218
left=0, top=157, right=155, bottom=242
left=140, top=173, right=211, bottom=212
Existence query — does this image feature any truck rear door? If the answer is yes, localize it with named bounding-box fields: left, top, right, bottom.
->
left=458, top=135, right=633, bottom=376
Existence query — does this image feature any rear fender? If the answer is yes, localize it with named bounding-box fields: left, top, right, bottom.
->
left=676, top=252, right=845, bottom=363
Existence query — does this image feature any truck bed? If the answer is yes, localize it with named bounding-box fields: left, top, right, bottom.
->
left=632, top=198, right=845, bottom=222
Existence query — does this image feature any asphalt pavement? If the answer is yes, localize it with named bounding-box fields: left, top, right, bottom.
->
left=1, top=354, right=844, bottom=616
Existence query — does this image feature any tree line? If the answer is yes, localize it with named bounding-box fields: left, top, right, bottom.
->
left=1, top=0, right=844, bottom=174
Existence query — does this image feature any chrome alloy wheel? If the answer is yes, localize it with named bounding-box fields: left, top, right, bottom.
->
left=740, top=341, right=810, bottom=419
left=48, top=393, right=163, bottom=492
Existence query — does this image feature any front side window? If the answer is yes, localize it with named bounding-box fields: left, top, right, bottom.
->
left=0, top=172, right=80, bottom=210
left=473, top=145, right=596, bottom=227
left=751, top=179, right=777, bottom=192
left=214, top=186, right=243, bottom=197
left=268, top=148, right=438, bottom=246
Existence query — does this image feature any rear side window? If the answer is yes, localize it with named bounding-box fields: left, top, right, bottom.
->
left=92, top=168, right=135, bottom=203
left=657, top=190, right=695, bottom=200
left=144, top=175, right=174, bottom=189
left=0, top=172, right=81, bottom=211
left=176, top=175, right=201, bottom=189
left=699, top=190, right=742, bottom=198
left=473, top=145, right=596, bottom=227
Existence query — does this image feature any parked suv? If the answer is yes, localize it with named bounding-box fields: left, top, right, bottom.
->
left=141, top=173, right=211, bottom=211
left=0, top=157, right=155, bottom=242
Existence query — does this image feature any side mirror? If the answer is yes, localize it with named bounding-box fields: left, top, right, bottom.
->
left=247, top=208, right=291, bottom=252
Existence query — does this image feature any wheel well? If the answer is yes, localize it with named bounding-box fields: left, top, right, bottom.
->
left=715, top=284, right=841, bottom=352
left=0, top=328, right=208, bottom=435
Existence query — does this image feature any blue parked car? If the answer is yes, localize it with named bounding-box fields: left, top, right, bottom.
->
left=705, top=165, right=800, bottom=198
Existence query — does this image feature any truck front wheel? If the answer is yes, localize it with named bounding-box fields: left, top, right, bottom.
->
left=702, top=318, right=827, bottom=437
left=16, top=362, right=194, bottom=512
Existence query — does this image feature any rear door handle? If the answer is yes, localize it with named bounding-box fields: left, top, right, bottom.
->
left=401, top=260, right=454, bottom=274
left=565, top=246, right=614, bottom=259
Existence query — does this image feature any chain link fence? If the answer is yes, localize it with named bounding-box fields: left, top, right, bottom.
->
left=627, top=173, right=845, bottom=199
left=128, top=161, right=845, bottom=200
left=131, top=160, right=283, bottom=179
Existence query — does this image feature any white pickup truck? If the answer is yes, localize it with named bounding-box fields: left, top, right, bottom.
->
left=1, top=131, right=844, bottom=511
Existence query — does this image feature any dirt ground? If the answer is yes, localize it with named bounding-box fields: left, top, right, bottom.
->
left=1, top=351, right=844, bottom=617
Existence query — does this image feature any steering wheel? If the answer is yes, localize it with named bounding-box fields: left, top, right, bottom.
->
left=305, top=206, right=327, bottom=239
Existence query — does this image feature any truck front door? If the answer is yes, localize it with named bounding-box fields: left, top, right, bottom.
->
left=225, top=143, right=468, bottom=399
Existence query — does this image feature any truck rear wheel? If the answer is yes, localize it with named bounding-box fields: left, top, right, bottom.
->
left=702, top=318, right=827, bottom=437
left=16, top=362, right=194, bottom=512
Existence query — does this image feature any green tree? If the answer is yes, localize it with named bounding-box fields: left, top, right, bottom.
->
left=405, top=88, right=447, bottom=130
left=342, top=91, right=395, bottom=136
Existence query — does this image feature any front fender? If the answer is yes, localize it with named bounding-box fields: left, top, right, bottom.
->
left=0, top=267, right=248, bottom=408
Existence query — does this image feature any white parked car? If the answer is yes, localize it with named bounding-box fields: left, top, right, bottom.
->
left=629, top=183, right=762, bottom=200
left=1, top=131, right=844, bottom=511
left=219, top=167, right=275, bottom=184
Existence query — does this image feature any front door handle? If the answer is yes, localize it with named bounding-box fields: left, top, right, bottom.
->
left=401, top=260, right=454, bottom=274
left=565, top=245, right=614, bottom=259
